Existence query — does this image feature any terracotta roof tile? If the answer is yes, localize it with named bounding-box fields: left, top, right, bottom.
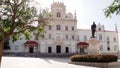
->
left=24, top=41, right=39, bottom=45
left=77, top=42, right=89, bottom=46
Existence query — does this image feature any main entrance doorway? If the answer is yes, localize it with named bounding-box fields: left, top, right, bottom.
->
left=80, top=47, right=84, bottom=54
left=56, top=45, right=61, bottom=53
left=29, top=47, right=34, bottom=53
left=24, top=41, right=39, bottom=53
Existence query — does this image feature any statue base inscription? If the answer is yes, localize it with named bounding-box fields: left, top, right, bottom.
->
left=88, top=38, right=100, bottom=55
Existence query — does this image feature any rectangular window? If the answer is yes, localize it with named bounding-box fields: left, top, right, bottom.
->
left=72, top=35, right=74, bottom=40
left=114, top=45, right=117, bottom=51
left=99, top=35, right=102, bottom=41
left=77, top=35, right=79, bottom=41
left=56, top=25, right=61, bottom=30
left=72, top=26, right=74, bottom=31
left=84, top=36, right=87, bottom=42
left=65, top=26, right=68, bottom=31
left=113, top=37, right=117, bottom=42
left=49, top=34, right=51, bottom=39
left=15, top=45, right=19, bottom=50
left=107, top=45, right=110, bottom=51
left=66, top=35, right=68, bottom=40
left=107, top=37, right=110, bottom=41
left=48, top=25, right=52, bottom=30
left=56, top=12, right=61, bottom=18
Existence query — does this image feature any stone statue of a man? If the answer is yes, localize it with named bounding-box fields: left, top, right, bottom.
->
left=91, top=22, right=96, bottom=38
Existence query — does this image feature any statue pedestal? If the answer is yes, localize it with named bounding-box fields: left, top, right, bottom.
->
left=88, top=38, right=100, bottom=55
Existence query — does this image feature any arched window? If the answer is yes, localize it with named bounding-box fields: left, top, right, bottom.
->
left=56, top=12, right=61, bottom=18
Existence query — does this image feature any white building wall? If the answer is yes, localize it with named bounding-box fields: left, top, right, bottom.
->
left=77, top=30, right=91, bottom=42
left=104, top=31, right=119, bottom=53
left=3, top=2, right=119, bottom=55
left=4, top=40, right=25, bottom=52
left=39, top=40, right=46, bottom=53
left=77, top=24, right=119, bottom=54
left=70, top=41, right=76, bottom=53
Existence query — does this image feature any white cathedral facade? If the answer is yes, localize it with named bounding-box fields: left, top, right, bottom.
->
left=4, top=2, right=119, bottom=55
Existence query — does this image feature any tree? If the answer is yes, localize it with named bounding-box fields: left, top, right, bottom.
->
left=104, top=0, right=120, bottom=17
left=0, top=0, right=48, bottom=66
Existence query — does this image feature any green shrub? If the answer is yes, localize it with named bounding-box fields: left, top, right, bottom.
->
left=70, top=55, right=118, bottom=63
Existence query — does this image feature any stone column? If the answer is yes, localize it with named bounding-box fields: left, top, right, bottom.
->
left=88, top=38, right=100, bottom=55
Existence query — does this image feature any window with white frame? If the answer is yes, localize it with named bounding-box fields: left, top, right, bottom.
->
left=99, top=35, right=102, bottom=41
left=113, top=37, right=117, bottom=42
left=107, top=37, right=110, bottom=41
left=72, top=35, right=74, bottom=40
left=56, top=12, right=61, bottom=18
left=83, top=36, right=87, bottom=42
left=49, top=34, right=51, bottom=39
left=65, top=26, right=68, bottom=31
left=15, top=45, right=19, bottom=50
left=72, top=26, right=74, bottom=31
left=56, top=25, right=61, bottom=30
left=66, top=35, right=68, bottom=40
left=48, top=25, right=52, bottom=30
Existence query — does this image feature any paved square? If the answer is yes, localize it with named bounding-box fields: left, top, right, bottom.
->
left=1, top=56, right=98, bottom=68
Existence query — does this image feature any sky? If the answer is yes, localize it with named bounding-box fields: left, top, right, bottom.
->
left=34, top=0, right=120, bottom=39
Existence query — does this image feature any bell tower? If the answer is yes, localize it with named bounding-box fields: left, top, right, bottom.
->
left=51, top=2, right=66, bottom=19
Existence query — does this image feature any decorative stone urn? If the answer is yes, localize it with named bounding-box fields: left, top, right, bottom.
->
left=88, top=38, right=100, bottom=55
